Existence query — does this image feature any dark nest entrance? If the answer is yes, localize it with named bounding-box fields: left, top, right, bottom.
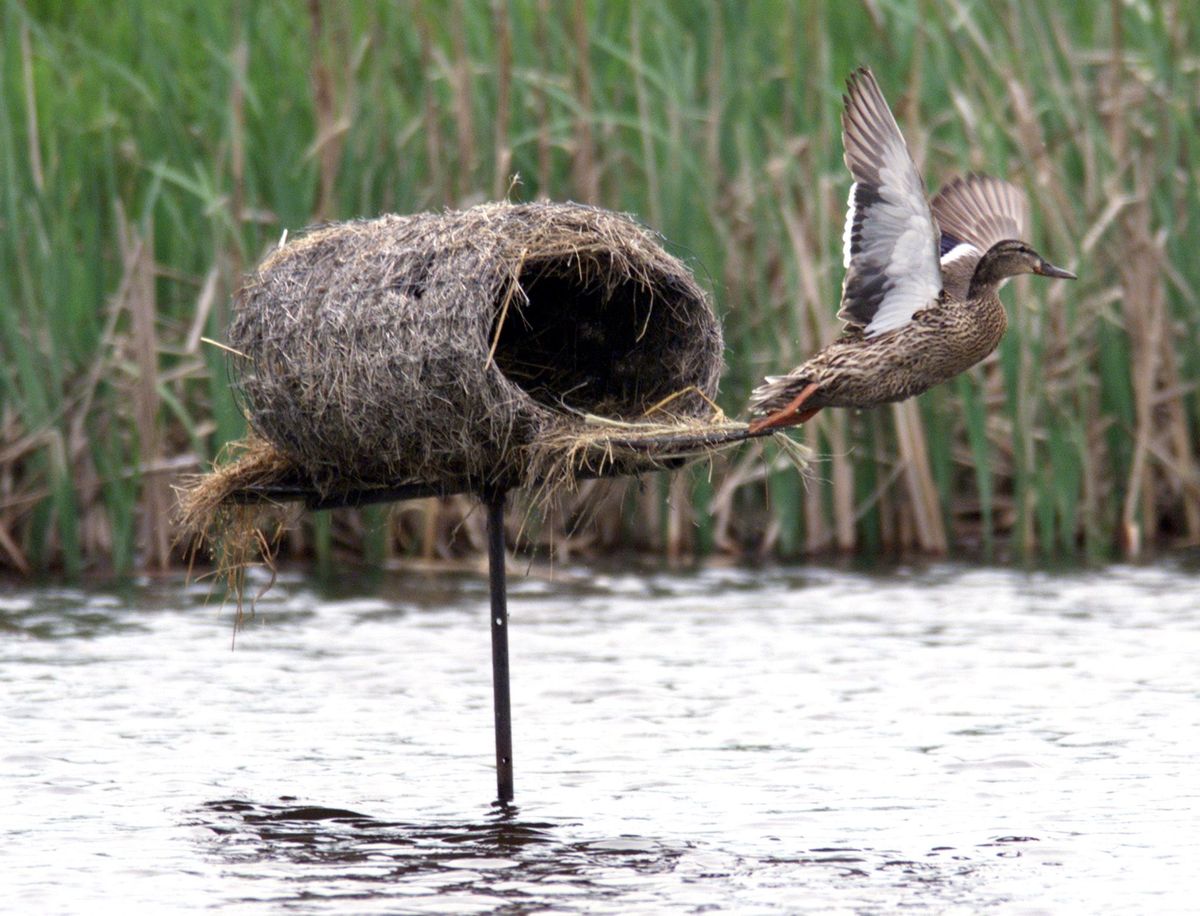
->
left=492, top=255, right=706, bottom=419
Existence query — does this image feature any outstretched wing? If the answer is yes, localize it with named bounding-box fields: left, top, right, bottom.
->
left=838, top=68, right=941, bottom=337
left=931, top=174, right=1030, bottom=300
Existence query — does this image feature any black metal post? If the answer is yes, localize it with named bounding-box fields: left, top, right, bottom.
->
left=485, top=490, right=514, bottom=804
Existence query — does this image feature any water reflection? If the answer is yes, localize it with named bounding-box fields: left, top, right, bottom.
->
left=196, top=798, right=683, bottom=911
left=188, top=797, right=1059, bottom=912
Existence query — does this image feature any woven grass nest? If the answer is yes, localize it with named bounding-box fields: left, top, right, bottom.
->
left=179, top=200, right=804, bottom=560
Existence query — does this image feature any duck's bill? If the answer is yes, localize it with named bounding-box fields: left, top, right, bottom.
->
left=1036, top=260, right=1077, bottom=280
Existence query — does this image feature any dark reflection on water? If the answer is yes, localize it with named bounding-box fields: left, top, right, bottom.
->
left=0, top=591, right=151, bottom=641
left=191, top=797, right=1038, bottom=912
left=196, top=798, right=684, bottom=910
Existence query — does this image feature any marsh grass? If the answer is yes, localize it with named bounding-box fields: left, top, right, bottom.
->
left=2, top=0, right=1197, bottom=572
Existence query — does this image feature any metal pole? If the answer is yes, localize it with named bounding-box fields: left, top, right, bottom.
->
left=486, top=490, right=514, bottom=804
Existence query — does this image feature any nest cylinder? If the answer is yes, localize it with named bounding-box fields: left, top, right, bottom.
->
left=228, top=201, right=724, bottom=492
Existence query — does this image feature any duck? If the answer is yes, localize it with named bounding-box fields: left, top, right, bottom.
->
left=747, top=67, right=1075, bottom=433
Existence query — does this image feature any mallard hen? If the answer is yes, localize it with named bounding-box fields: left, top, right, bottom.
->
left=747, top=68, right=1075, bottom=433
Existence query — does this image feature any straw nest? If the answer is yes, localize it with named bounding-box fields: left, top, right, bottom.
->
left=178, top=200, right=805, bottom=572
left=227, top=200, right=724, bottom=492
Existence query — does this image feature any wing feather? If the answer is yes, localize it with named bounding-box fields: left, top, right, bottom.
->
left=836, top=68, right=942, bottom=337
left=931, top=174, right=1029, bottom=300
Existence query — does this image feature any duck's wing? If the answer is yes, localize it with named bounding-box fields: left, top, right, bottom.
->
left=837, top=68, right=942, bottom=337
left=931, top=174, right=1030, bottom=300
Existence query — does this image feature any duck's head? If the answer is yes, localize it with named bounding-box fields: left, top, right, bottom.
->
left=968, top=239, right=1076, bottom=297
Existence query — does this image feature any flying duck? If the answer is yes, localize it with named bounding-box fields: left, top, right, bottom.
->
left=747, top=67, right=1075, bottom=432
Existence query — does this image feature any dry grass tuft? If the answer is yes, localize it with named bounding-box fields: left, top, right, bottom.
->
left=175, top=438, right=296, bottom=603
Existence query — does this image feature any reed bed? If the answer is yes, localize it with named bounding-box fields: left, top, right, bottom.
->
left=1, top=1, right=1197, bottom=573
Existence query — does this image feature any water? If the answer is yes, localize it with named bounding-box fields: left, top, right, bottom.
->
left=3, top=560, right=1198, bottom=914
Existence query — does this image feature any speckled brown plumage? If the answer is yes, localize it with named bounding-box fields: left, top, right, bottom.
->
left=750, top=286, right=1008, bottom=416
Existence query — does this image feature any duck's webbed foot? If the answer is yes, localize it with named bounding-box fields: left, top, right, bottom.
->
left=748, top=382, right=823, bottom=433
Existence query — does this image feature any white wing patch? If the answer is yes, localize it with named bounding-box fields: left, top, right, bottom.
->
left=837, top=69, right=942, bottom=338
left=842, top=182, right=857, bottom=269
left=940, top=242, right=980, bottom=266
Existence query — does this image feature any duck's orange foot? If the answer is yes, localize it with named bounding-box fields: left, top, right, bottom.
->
left=748, top=382, right=822, bottom=433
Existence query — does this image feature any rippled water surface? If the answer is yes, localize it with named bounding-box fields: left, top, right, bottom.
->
left=4, top=559, right=1199, bottom=914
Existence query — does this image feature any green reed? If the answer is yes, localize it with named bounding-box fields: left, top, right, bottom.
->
left=1, top=0, right=1196, bottom=573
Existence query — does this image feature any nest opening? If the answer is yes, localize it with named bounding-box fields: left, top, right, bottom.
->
left=492, top=255, right=691, bottom=417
